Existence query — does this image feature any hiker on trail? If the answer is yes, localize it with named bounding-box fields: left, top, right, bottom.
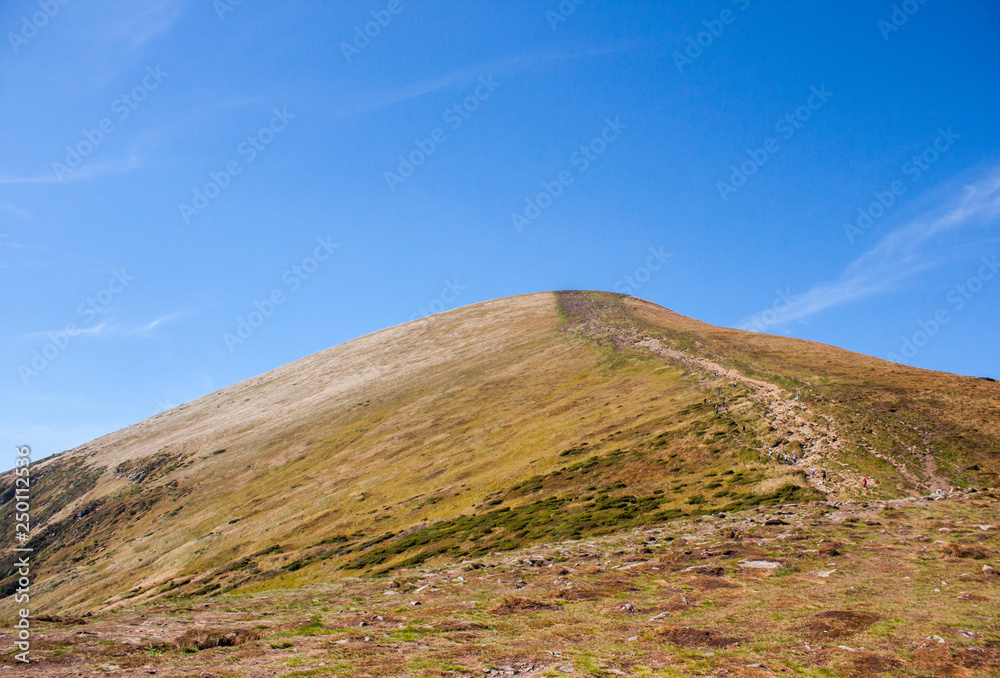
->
left=821, top=469, right=826, bottom=481
left=862, top=477, right=867, bottom=488
left=793, top=453, right=798, bottom=463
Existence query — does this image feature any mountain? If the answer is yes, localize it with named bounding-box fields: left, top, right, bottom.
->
left=2, top=290, right=998, bottom=616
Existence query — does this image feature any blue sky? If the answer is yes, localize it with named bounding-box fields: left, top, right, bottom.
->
left=3, top=0, right=999, bottom=467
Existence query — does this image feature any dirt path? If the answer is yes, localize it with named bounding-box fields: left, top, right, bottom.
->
left=632, top=337, right=855, bottom=498
left=559, top=291, right=953, bottom=499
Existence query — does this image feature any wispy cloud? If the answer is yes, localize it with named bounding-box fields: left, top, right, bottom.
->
left=64, top=1, right=187, bottom=87
left=0, top=202, right=33, bottom=219
left=345, top=45, right=628, bottom=116
left=347, top=59, right=520, bottom=116
left=22, top=322, right=109, bottom=340
left=742, top=167, right=1000, bottom=328
left=125, top=311, right=189, bottom=337
left=22, top=311, right=187, bottom=341
left=0, top=155, right=143, bottom=185
left=107, top=0, right=187, bottom=50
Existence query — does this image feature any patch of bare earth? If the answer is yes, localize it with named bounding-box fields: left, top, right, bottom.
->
left=653, top=626, right=744, bottom=648
left=487, top=596, right=555, bottom=614
left=803, top=610, right=880, bottom=640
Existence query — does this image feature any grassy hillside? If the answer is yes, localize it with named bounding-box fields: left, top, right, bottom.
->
left=1, top=291, right=997, bottom=617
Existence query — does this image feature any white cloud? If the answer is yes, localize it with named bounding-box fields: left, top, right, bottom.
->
left=125, top=311, right=189, bottom=337
left=21, top=322, right=109, bottom=340
left=108, top=0, right=187, bottom=50
left=21, top=311, right=187, bottom=341
left=0, top=155, right=143, bottom=185
left=0, top=202, right=33, bottom=219
left=742, top=167, right=1000, bottom=328
left=344, top=45, right=627, bottom=116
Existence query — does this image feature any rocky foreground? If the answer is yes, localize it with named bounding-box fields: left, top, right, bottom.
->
left=4, top=489, right=998, bottom=677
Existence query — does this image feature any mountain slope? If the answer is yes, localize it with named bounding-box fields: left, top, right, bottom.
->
left=2, top=291, right=998, bottom=616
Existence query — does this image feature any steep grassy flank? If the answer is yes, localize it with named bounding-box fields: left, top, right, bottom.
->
left=559, top=291, right=1000, bottom=492
left=0, top=291, right=995, bottom=617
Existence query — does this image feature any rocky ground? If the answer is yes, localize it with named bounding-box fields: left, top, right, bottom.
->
left=4, top=489, right=998, bottom=677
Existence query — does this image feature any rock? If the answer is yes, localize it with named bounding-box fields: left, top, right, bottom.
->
left=739, top=560, right=781, bottom=569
